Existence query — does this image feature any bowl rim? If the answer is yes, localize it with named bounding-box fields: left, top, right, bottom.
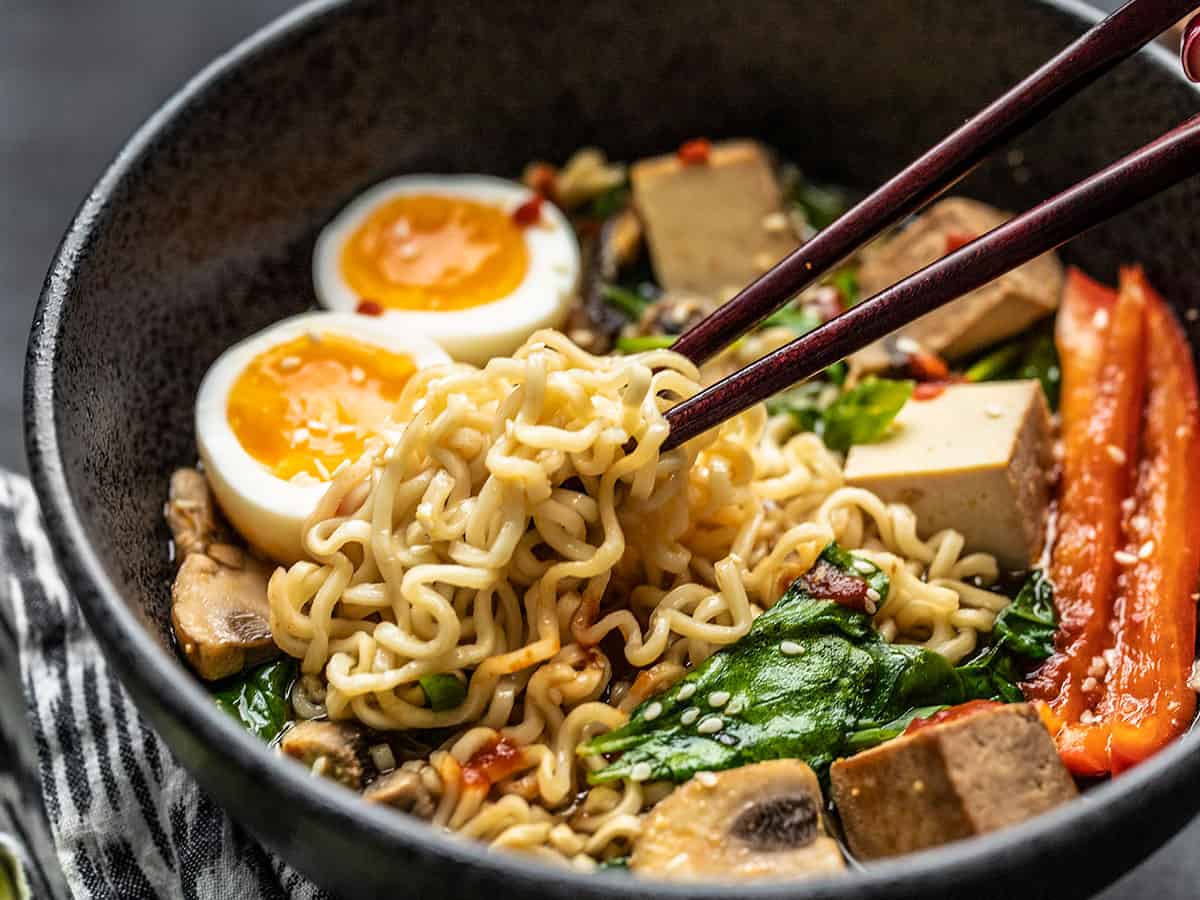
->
left=23, top=0, right=1200, bottom=896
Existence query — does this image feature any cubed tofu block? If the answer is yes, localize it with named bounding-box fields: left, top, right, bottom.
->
left=631, top=139, right=798, bottom=295
left=842, top=380, right=1052, bottom=569
left=854, top=198, right=1064, bottom=371
left=830, top=704, right=1077, bottom=861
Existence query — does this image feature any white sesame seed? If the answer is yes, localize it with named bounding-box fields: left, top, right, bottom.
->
left=1114, top=550, right=1138, bottom=566
left=780, top=640, right=804, bottom=657
left=1104, top=648, right=1120, bottom=671
left=1080, top=709, right=1098, bottom=725
left=1082, top=677, right=1099, bottom=693
left=630, top=762, right=653, bottom=782
left=1088, top=656, right=1108, bottom=679
left=1092, top=309, right=1110, bottom=329
left=708, top=691, right=730, bottom=708
left=985, top=405, right=1004, bottom=419
left=762, top=211, right=790, bottom=233
left=895, top=336, right=922, bottom=356
left=853, top=559, right=874, bottom=574
left=349, top=366, right=366, bottom=384
left=1121, top=497, right=1136, bottom=515
left=864, top=599, right=878, bottom=615
left=695, top=770, right=719, bottom=787
left=306, top=419, right=328, bottom=433
left=677, top=683, right=697, bottom=701
left=697, top=716, right=724, bottom=735
left=1139, top=540, right=1156, bottom=560
left=279, top=355, right=302, bottom=372
left=1106, top=444, right=1127, bottom=465
left=866, top=587, right=882, bottom=603
left=291, top=427, right=311, bottom=445
left=725, top=697, right=746, bottom=716
left=680, top=707, right=700, bottom=725
left=643, top=702, right=663, bottom=722
left=1130, top=514, right=1150, bottom=534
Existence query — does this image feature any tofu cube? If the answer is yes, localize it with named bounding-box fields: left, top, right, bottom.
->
left=830, top=704, right=1077, bottom=861
left=631, top=139, right=798, bottom=296
left=842, top=380, right=1052, bottom=569
left=854, top=198, right=1064, bottom=371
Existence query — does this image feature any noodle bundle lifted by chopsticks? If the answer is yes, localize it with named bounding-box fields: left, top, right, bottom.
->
left=267, top=329, right=1006, bottom=866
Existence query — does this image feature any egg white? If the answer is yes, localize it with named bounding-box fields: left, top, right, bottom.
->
left=195, top=311, right=451, bottom=564
left=312, top=175, right=580, bottom=365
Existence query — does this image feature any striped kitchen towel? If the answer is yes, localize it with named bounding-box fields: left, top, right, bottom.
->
left=0, top=472, right=331, bottom=900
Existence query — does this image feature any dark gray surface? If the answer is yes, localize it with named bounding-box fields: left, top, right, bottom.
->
left=2, top=0, right=1197, bottom=897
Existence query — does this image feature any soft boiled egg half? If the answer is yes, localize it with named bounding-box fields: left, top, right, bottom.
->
left=196, top=311, right=450, bottom=563
left=313, top=175, right=580, bottom=365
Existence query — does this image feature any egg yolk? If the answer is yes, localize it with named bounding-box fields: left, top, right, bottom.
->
left=340, top=194, right=530, bottom=311
left=227, top=333, right=416, bottom=481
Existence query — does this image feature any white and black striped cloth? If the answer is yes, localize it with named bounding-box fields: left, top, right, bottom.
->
left=0, top=473, right=332, bottom=899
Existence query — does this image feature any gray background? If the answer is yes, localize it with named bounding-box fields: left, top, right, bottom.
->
left=0, top=0, right=1195, bottom=897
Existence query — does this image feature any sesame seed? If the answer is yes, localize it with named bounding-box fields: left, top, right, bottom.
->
left=1088, top=655, right=1108, bottom=678
left=1131, top=514, right=1150, bottom=534
left=677, top=683, right=696, bottom=700
left=1114, top=550, right=1138, bottom=566
left=852, top=559, right=874, bottom=574
left=866, top=587, right=882, bottom=603
left=1139, top=540, right=1155, bottom=560
left=1122, top=497, right=1136, bottom=515
left=982, top=404, right=1003, bottom=419
left=725, top=697, right=746, bottom=716
left=697, top=716, right=724, bottom=735
left=1106, top=444, right=1127, bottom=465
left=307, top=419, right=328, bottom=433
left=680, top=707, right=700, bottom=725
left=895, top=336, right=922, bottom=356
left=864, top=599, right=878, bottom=615
left=1082, top=676, right=1099, bottom=693
left=630, top=762, right=653, bottom=782
left=708, top=691, right=730, bottom=708
left=349, top=366, right=366, bottom=384
left=291, top=427, right=311, bottom=445
left=1092, top=309, right=1110, bottom=329
left=1080, top=709, right=1098, bottom=725
left=780, top=640, right=804, bottom=656
left=695, top=770, right=718, bottom=787
left=761, top=211, right=790, bottom=233
left=279, top=355, right=302, bottom=372
left=643, top=702, right=663, bottom=721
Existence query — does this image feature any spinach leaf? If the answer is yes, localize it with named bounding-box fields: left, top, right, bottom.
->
left=601, top=283, right=650, bottom=320
left=213, top=658, right=297, bottom=742
left=584, top=184, right=631, bottom=220
left=419, top=673, right=467, bottom=711
left=581, top=543, right=1016, bottom=785
left=762, top=303, right=823, bottom=336
left=766, top=380, right=837, bottom=433
left=965, top=325, right=1061, bottom=410
left=819, top=377, right=914, bottom=452
left=844, top=704, right=948, bottom=753
left=789, top=180, right=850, bottom=231
left=955, top=570, right=1056, bottom=703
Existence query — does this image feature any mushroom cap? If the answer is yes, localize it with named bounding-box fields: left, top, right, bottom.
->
left=631, top=760, right=846, bottom=882
left=281, top=720, right=368, bottom=789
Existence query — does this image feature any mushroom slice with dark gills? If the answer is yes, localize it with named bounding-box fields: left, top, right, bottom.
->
left=171, top=546, right=278, bottom=681
left=281, top=720, right=369, bottom=790
left=364, top=767, right=438, bottom=819
left=166, top=467, right=226, bottom=560
left=632, top=760, right=845, bottom=881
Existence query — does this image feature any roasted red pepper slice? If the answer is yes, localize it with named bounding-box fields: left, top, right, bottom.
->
left=1026, top=268, right=1146, bottom=776
left=1106, top=269, right=1200, bottom=774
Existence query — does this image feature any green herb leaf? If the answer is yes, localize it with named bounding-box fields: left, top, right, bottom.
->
left=601, top=283, right=650, bottom=320
left=964, top=325, right=1061, bottom=410
left=598, top=856, right=631, bottom=872
left=818, top=377, right=913, bottom=452
left=844, top=704, right=949, bottom=753
left=419, top=673, right=468, bottom=711
left=829, top=268, right=860, bottom=306
left=766, top=381, right=836, bottom=433
left=790, top=181, right=850, bottom=231
left=213, top=658, right=297, bottom=742
left=585, top=184, right=631, bottom=220
left=581, top=543, right=1016, bottom=785
left=615, top=334, right=677, bottom=354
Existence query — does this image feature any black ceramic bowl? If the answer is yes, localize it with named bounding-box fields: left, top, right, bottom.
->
left=24, top=0, right=1200, bottom=897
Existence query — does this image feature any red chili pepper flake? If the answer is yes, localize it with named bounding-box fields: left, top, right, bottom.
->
left=512, top=194, right=544, bottom=227
left=944, top=231, right=975, bottom=255
left=523, top=162, right=559, bottom=202
left=907, top=349, right=950, bottom=382
left=676, top=138, right=712, bottom=166
left=799, top=558, right=872, bottom=613
left=913, top=381, right=948, bottom=401
left=903, top=700, right=1003, bottom=736
left=356, top=299, right=383, bottom=316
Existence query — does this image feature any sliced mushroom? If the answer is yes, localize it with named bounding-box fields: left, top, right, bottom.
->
left=281, top=720, right=368, bottom=790
left=364, top=768, right=437, bottom=819
left=166, top=467, right=226, bottom=561
left=632, top=760, right=846, bottom=882
left=170, top=549, right=278, bottom=681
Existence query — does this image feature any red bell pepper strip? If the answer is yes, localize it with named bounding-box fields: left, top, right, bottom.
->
left=1026, top=268, right=1146, bottom=776
left=1106, top=269, right=1200, bottom=774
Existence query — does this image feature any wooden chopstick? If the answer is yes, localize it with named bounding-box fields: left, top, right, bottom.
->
left=669, top=0, right=1200, bottom=366
left=661, top=112, right=1200, bottom=451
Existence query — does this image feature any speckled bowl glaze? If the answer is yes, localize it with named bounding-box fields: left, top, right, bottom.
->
left=24, top=1, right=1200, bottom=897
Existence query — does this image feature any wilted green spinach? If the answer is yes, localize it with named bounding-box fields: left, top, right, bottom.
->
left=213, top=658, right=297, bottom=742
